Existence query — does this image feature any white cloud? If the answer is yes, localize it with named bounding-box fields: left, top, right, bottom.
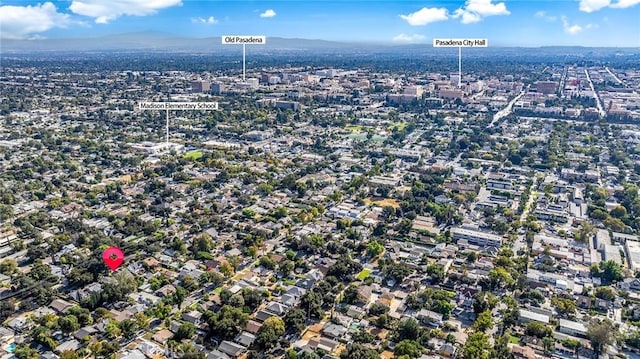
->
left=453, top=0, right=510, bottom=24
left=610, top=0, right=640, bottom=8
left=565, top=24, right=583, bottom=34
left=562, top=16, right=597, bottom=34
left=392, top=33, right=427, bottom=43
left=0, top=2, right=71, bottom=39
left=534, top=11, right=557, bottom=21
left=259, top=9, right=276, bottom=18
left=464, top=0, right=510, bottom=16
left=453, top=9, right=481, bottom=24
left=69, top=0, right=182, bottom=24
left=399, top=7, right=449, bottom=26
left=578, top=0, right=611, bottom=12
left=578, top=0, right=640, bottom=11
left=192, top=16, right=217, bottom=24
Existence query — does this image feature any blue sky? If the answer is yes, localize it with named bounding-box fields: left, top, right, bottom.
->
left=0, top=0, right=639, bottom=46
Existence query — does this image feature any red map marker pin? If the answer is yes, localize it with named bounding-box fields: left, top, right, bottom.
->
left=102, top=246, right=124, bottom=271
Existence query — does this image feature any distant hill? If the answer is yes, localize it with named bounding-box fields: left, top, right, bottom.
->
left=2, top=32, right=639, bottom=55
left=1, top=32, right=374, bottom=53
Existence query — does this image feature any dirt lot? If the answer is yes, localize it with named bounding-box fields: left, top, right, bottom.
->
left=365, top=197, right=400, bottom=208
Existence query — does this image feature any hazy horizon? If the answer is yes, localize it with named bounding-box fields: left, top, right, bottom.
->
left=1, top=0, right=639, bottom=47
left=2, top=31, right=640, bottom=50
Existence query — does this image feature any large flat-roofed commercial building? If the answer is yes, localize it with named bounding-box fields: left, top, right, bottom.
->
left=191, top=80, right=210, bottom=93
left=129, top=142, right=184, bottom=155
left=626, top=239, right=640, bottom=271
left=211, top=83, right=225, bottom=95
left=368, top=175, right=402, bottom=188
left=518, top=309, right=550, bottom=324
left=535, top=81, right=558, bottom=94
left=558, top=319, right=588, bottom=338
left=452, top=227, right=503, bottom=247
left=487, top=177, right=514, bottom=190
left=438, top=89, right=464, bottom=100
left=274, top=101, right=301, bottom=111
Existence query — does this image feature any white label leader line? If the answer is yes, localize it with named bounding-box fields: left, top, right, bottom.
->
left=433, top=38, right=488, bottom=88
left=222, top=35, right=267, bottom=82
left=138, top=102, right=219, bottom=144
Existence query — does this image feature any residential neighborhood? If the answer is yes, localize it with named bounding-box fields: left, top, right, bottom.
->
left=0, top=42, right=640, bottom=359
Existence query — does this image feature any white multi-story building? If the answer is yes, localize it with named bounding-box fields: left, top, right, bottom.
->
left=404, top=85, right=424, bottom=97
left=452, top=227, right=503, bottom=247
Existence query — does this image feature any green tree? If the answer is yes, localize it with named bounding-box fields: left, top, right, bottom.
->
left=624, top=331, right=640, bottom=349
left=13, top=344, right=39, bottom=359
left=133, top=312, right=150, bottom=330
left=58, top=314, right=80, bottom=334
left=339, top=344, right=379, bottom=359
left=488, top=267, right=515, bottom=288
left=242, top=208, right=257, bottom=218
left=610, top=205, right=627, bottom=218
left=205, top=305, right=249, bottom=340
left=284, top=308, right=307, bottom=333
left=241, top=288, right=264, bottom=312
left=587, top=318, right=616, bottom=355
left=60, top=350, right=80, bottom=359
left=192, top=234, right=214, bottom=253
left=119, top=319, right=139, bottom=339
left=526, top=322, right=552, bottom=338
left=426, top=264, right=445, bottom=281
left=0, top=259, right=17, bottom=275
left=462, top=332, right=492, bottom=359
left=300, top=291, right=323, bottom=319
left=492, top=333, right=510, bottom=359
left=180, top=275, right=199, bottom=292
left=101, top=271, right=138, bottom=304
left=0, top=204, right=13, bottom=221
left=256, top=316, right=285, bottom=349
left=104, top=319, right=122, bottom=340
left=279, top=259, right=295, bottom=276
left=395, top=318, right=420, bottom=341
left=366, top=240, right=384, bottom=257
left=598, top=260, right=624, bottom=284
left=594, top=286, right=617, bottom=300
left=199, top=270, right=224, bottom=286
left=342, top=285, right=360, bottom=304
left=259, top=255, right=277, bottom=270
left=175, top=322, right=196, bottom=341
left=368, top=303, right=390, bottom=316
left=375, top=313, right=391, bottom=328
left=542, top=336, right=555, bottom=352
left=551, top=296, right=577, bottom=315
left=394, top=340, right=422, bottom=358
left=473, top=311, right=493, bottom=332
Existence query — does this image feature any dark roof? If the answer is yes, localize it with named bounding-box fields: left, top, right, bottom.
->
left=254, top=310, right=276, bottom=323
left=218, top=340, right=246, bottom=357
left=73, top=326, right=98, bottom=340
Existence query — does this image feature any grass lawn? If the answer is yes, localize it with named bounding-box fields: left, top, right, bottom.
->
left=187, top=180, right=202, bottom=187
left=345, top=125, right=363, bottom=132
left=509, top=336, right=520, bottom=344
left=184, top=150, right=203, bottom=160
left=356, top=268, right=372, bottom=280
left=388, top=122, right=408, bottom=131
left=282, top=279, right=297, bottom=285
left=212, top=287, right=224, bottom=295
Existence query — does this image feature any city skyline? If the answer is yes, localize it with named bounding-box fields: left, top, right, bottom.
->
left=0, top=0, right=639, bottom=47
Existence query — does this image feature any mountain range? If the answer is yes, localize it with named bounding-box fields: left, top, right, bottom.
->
left=2, top=32, right=639, bottom=55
